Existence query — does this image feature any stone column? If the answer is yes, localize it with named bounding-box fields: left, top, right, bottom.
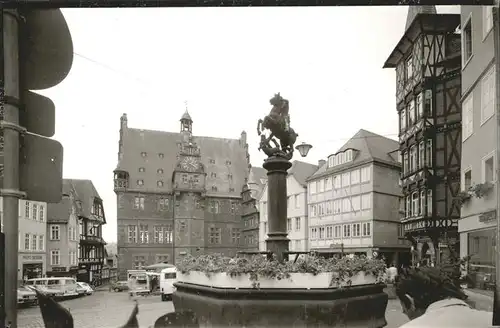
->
left=264, top=156, right=292, bottom=262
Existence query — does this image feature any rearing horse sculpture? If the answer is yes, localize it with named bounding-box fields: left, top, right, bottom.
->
left=257, top=93, right=298, bottom=160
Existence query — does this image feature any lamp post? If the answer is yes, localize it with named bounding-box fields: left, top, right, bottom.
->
left=258, top=93, right=312, bottom=262
left=295, top=142, right=313, bottom=158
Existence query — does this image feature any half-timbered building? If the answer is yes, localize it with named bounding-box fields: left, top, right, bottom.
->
left=383, top=7, right=462, bottom=264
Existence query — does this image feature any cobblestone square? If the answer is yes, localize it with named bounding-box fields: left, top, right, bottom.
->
left=17, top=290, right=494, bottom=328
left=18, top=291, right=173, bottom=328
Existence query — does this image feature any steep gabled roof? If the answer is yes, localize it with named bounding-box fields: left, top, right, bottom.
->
left=383, top=7, right=459, bottom=68
left=247, top=166, right=267, bottom=200
left=254, top=160, right=317, bottom=203
left=405, top=6, right=437, bottom=31
left=288, top=160, right=318, bottom=187
left=115, top=116, right=248, bottom=198
left=64, top=179, right=103, bottom=220
left=48, top=179, right=104, bottom=223
left=47, top=195, right=73, bottom=223
left=307, top=129, right=399, bottom=181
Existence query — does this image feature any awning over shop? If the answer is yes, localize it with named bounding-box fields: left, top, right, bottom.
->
left=144, top=262, right=175, bottom=271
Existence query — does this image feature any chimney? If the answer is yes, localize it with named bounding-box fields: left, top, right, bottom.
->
left=240, top=130, right=247, bottom=146
left=120, top=113, right=128, bottom=130
left=318, top=159, right=326, bottom=167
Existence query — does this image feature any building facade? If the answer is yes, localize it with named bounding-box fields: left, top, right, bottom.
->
left=15, top=199, right=47, bottom=282
left=258, top=161, right=318, bottom=255
left=241, top=166, right=267, bottom=251
left=46, top=190, right=80, bottom=278
left=306, top=130, right=409, bottom=265
left=114, top=111, right=249, bottom=279
left=72, top=179, right=107, bottom=285
left=46, top=180, right=107, bottom=284
left=383, top=7, right=463, bottom=265
left=458, top=5, right=497, bottom=289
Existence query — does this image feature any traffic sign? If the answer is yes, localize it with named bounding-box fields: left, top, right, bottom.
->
left=20, top=91, right=55, bottom=137
left=19, top=133, right=63, bottom=203
left=21, top=9, right=73, bottom=90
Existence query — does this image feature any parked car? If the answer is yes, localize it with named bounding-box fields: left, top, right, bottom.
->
left=25, top=277, right=78, bottom=298
left=76, top=282, right=94, bottom=296
left=112, top=281, right=129, bottom=292
left=17, top=286, right=37, bottom=307
left=25, top=284, right=55, bottom=297
left=75, top=283, right=86, bottom=296
left=160, top=267, right=177, bottom=301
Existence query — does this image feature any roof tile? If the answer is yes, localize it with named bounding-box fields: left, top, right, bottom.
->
left=308, top=129, right=399, bottom=180
left=288, top=161, right=318, bottom=186
left=47, top=195, right=73, bottom=223
left=116, top=116, right=248, bottom=198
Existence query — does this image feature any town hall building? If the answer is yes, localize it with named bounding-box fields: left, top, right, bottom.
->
left=114, top=111, right=249, bottom=279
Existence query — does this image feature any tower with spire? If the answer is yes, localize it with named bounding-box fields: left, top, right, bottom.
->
left=180, top=110, right=192, bottom=132
left=383, top=6, right=462, bottom=266
left=113, top=99, right=251, bottom=276
left=180, top=100, right=193, bottom=131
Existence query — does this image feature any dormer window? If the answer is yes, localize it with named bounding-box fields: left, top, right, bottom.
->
left=329, top=150, right=355, bottom=168
left=345, top=150, right=353, bottom=162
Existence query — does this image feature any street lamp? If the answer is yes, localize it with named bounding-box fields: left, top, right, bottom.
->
left=295, top=142, right=313, bottom=158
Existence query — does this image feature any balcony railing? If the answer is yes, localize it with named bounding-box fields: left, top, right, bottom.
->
left=79, top=257, right=105, bottom=264
left=80, top=235, right=106, bottom=244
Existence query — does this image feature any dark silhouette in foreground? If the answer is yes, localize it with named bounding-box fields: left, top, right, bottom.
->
left=36, top=289, right=198, bottom=328
left=36, top=290, right=73, bottom=328
left=153, top=311, right=199, bottom=328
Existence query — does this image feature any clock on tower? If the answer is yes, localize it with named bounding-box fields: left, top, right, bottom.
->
left=180, top=156, right=199, bottom=172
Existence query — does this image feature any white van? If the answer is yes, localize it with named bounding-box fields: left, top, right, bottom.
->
left=128, top=271, right=150, bottom=296
left=25, top=277, right=79, bottom=298
left=160, top=267, right=177, bottom=301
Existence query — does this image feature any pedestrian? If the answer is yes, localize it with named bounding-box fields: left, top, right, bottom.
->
left=150, top=276, right=157, bottom=294
left=128, top=276, right=137, bottom=300
left=395, top=266, right=491, bottom=327
left=387, top=262, right=398, bottom=284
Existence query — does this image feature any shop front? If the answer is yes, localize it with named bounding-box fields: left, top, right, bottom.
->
left=18, top=253, right=45, bottom=283
left=459, top=210, right=496, bottom=291
left=312, top=244, right=370, bottom=259
left=77, top=263, right=103, bottom=285
left=403, top=216, right=459, bottom=266
left=373, top=247, right=412, bottom=268
left=46, top=266, right=79, bottom=279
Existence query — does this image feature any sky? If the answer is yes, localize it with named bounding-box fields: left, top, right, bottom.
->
left=38, top=6, right=460, bottom=242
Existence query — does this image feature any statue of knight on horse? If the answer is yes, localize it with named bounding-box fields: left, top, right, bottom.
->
left=257, top=93, right=298, bottom=160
